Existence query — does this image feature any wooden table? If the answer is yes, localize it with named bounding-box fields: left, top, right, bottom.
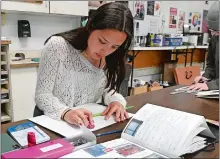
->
left=1, top=86, right=219, bottom=158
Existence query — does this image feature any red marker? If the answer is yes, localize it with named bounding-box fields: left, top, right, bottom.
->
left=27, top=132, right=36, bottom=147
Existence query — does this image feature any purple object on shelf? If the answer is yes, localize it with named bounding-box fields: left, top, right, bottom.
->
left=163, top=37, right=183, bottom=46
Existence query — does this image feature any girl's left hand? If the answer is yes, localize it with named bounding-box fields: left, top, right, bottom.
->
left=101, top=101, right=129, bottom=122
left=188, top=83, right=209, bottom=91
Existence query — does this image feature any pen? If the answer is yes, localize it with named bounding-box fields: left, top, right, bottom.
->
left=92, top=105, right=134, bottom=117
left=96, top=129, right=123, bottom=137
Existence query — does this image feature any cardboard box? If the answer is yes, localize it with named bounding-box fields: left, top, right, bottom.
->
left=130, top=86, right=148, bottom=95
left=148, top=86, right=163, bottom=92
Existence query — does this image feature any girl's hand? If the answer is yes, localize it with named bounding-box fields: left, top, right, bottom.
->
left=188, top=83, right=209, bottom=91
left=63, top=108, right=94, bottom=127
left=101, top=102, right=129, bottom=122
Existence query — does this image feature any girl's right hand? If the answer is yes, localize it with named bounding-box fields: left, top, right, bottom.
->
left=63, top=108, right=94, bottom=127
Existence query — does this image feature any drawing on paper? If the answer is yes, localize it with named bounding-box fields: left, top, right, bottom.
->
left=114, top=143, right=145, bottom=157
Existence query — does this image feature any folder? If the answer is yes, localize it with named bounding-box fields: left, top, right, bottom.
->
left=1, top=138, right=74, bottom=159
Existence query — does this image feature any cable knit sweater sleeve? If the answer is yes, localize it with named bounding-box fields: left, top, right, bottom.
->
left=103, top=89, right=127, bottom=107
left=35, top=36, right=69, bottom=120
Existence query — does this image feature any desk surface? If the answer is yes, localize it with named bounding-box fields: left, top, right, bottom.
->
left=1, top=86, right=218, bottom=158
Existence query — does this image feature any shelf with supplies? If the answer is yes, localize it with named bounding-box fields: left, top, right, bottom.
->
left=1, top=99, right=9, bottom=104
left=1, top=111, right=11, bottom=122
left=1, top=52, right=6, bottom=55
left=1, top=70, right=8, bottom=75
left=1, top=80, right=8, bottom=85
left=1, top=61, right=7, bottom=65
left=1, top=40, right=13, bottom=124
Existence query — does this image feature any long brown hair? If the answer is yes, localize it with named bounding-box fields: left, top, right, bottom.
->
left=45, top=2, right=134, bottom=92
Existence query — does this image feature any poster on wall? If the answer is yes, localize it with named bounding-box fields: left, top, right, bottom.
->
left=188, top=12, right=201, bottom=32
left=169, top=7, right=177, bottom=28
left=147, top=1, right=161, bottom=16
left=154, top=1, right=161, bottom=16
left=147, top=1, right=154, bottom=16
left=202, top=10, right=208, bottom=33
left=178, top=11, right=185, bottom=32
left=133, top=1, right=145, bottom=20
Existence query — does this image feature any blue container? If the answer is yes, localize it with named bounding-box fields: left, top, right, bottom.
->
left=163, top=37, right=182, bottom=46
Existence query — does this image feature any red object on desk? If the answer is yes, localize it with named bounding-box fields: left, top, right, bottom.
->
left=28, top=132, right=36, bottom=147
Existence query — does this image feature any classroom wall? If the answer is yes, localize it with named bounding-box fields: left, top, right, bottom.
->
left=1, top=13, right=81, bottom=52
left=129, top=1, right=214, bottom=35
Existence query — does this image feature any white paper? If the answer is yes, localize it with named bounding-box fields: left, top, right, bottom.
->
left=29, top=115, right=83, bottom=138
left=122, top=104, right=204, bottom=157
left=149, top=18, right=159, bottom=33
left=29, top=103, right=134, bottom=138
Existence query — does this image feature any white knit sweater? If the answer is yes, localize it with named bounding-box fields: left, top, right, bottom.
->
left=35, top=36, right=126, bottom=120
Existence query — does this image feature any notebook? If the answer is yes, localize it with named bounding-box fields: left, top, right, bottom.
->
left=7, top=121, right=50, bottom=148
left=61, top=103, right=217, bottom=158
left=1, top=133, right=21, bottom=154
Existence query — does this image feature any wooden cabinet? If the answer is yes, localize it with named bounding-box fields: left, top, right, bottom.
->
left=1, top=40, right=13, bottom=123
left=1, top=1, right=49, bottom=13
left=49, top=1, right=88, bottom=16
left=10, top=67, right=38, bottom=121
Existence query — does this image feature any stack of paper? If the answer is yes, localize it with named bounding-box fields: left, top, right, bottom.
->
left=195, top=90, right=219, bottom=99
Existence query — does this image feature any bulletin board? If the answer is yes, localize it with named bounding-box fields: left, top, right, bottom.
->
left=128, top=1, right=211, bottom=35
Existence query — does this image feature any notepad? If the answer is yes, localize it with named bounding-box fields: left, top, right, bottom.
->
left=7, top=122, right=50, bottom=148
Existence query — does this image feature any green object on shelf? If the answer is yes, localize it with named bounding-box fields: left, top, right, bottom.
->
left=31, top=58, right=40, bottom=62
left=92, top=105, right=135, bottom=117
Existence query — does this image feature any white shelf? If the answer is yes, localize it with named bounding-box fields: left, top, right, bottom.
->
left=1, top=61, right=7, bottom=65
left=1, top=112, right=11, bottom=122
left=1, top=89, right=9, bottom=94
left=1, top=99, right=9, bottom=104
left=131, top=45, right=208, bottom=51
left=1, top=71, right=8, bottom=75
left=1, top=52, right=6, bottom=55
left=1, top=41, right=12, bottom=123
left=1, top=81, right=8, bottom=85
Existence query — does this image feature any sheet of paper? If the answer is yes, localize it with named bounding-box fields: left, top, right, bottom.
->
left=29, top=115, right=83, bottom=138
left=149, top=18, right=159, bottom=33
left=90, top=113, right=133, bottom=131
left=122, top=104, right=204, bottom=158
left=60, top=138, right=168, bottom=158
left=29, top=103, right=134, bottom=137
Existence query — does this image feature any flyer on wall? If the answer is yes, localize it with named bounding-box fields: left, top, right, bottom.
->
left=154, top=1, right=161, bottom=16
left=188, top=12, right=201, bottom=32
left=133, top=1, right=145, bottom=20
left=178, top=11, right=185, bottom=32
left=169, top=7, right=177, bottom=28
left=147, top=1, right=154, bottom=16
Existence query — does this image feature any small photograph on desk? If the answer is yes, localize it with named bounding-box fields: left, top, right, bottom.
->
left=84, top=144, right=107, bottom=157
left=124, top=118, right=143, bottom=136
left=114, top=143, right=145, bottom=157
